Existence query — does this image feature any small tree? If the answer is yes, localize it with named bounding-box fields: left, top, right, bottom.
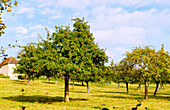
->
left=15, top=43, right=39, bottom=84
left=117, top=57, right=135, bottom=93
left=151, top=44, right=170, bottom=95
left=128, top=46, right=156, bottom=100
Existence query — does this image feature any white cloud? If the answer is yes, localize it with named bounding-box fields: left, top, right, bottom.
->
left=49, top=14, right=63, bottom=20
left=91, top=8, right=158, bottom=30
left=114, top=47, right=129, bottom=54
left=18, top=32, right=38, bottom=39
left=16, top=5, right=35, bottom=18
left=40, top=8, right=56, bottom=15
left=15, top=26, right=28, bottom=35
left=29, top=24, right=44, bottom=30
left=56, top=0, right=91, bottom=9
left=37, top=0, right=57, bottom=8
left=94, top=27, right=146, bottom=45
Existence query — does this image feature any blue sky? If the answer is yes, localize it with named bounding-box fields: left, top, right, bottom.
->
left=1, top=0, right=170, bottom=64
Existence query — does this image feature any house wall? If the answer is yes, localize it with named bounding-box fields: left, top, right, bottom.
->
left=8, top=64, right=16, bottom=75
left=0, top=65, right=8, bottom=76
left=0, top=64, right=18, bottom=79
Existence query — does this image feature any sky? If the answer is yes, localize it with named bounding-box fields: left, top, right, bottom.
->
left=1, top=0, right=170, bottom=64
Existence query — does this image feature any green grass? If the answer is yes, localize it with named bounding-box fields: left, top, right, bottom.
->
left=0, top=78, right=169, bottom=110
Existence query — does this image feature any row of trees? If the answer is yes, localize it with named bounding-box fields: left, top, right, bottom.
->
left=15, top=18, right=170, bottom=102
left=113, top=45, right=170, bottom=99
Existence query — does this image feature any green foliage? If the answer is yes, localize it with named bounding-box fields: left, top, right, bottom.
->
left=0, top=73, right=10, bottom=78
left=116, top=45, right=170, bottom=99
left=18, top=74, right=25, bottom=80
left=151, top=44, right=170, bottom=84
left=15, top=43, right=40, bottom=80
left=15, top=18, right=108, bottom=102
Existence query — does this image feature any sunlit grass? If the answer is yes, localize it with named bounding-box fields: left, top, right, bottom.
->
left=0, top=78, right=169, bottom=110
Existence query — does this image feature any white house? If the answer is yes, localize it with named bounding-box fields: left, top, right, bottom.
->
left=0, top=56, right=18, bottom=79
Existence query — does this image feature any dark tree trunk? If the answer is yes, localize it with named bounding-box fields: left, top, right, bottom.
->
left=55, top=77, right=57, bottom=84
left=154, top=82, right=160, bottom=96
left=86, top=81, right=89, bottom=93
left=64, top=75, right=69, bottom=102
left=144, top=79, right=148, bottom=100
left=126, top=82, right=129, bottom=93
left=137, top=84, right=141, bottom=90
left=73, top=80, right=74, bottom=89
left=82, top=81, right=85, bottom=86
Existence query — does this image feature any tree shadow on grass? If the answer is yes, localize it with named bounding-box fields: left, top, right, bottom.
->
left=11, top=80, right=27, bottom=85
left=69, top=83, right=86, bottom=86
left=42, top=81, right=55, bottom=84
left=70, top=91, right=87, bottom=93
left=157, top=92, right=170, bottom=96
left=95, top=91, right=126, bottom=94
left=92, top=93, right=170, bottom=101
left=149, top=95, right=170, bottom=101
left=2, top=95, right=88, bottom=104
left=92, top=94, right=143, bottom=100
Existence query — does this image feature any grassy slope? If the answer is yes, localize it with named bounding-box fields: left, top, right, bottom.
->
left=0, top=78, right=169, bottom=110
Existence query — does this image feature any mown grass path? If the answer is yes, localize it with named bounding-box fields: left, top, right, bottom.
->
left=0, top=78, right=169, bottom=110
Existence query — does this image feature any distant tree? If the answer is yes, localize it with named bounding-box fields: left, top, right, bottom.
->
left=151, top=44, right=170, bottom=95
left=128, top=46, right=156, bottom=100
left=15, top=43, right=39, bottom=84
left=117, top=56, right=135, bottom=93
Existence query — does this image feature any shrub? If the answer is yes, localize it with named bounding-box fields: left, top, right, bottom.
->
left=18, top=74, right=25, bottom=80
left=0, top=75, right=10, bottom=79
left=38, top=76, right=47, bottom=80
left=0, top=73, right=5, bottom=76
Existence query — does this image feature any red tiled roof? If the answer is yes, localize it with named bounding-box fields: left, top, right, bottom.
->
left=0, top=57, right=18, bottom=66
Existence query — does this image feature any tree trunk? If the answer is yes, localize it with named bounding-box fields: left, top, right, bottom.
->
left=73, top=80, right=74, bottom=89
left=24, top=75, right=27, bottom=83
left=126, top=82, right=129, bottom=93
left=118, top=82, right=120, bottom=88
left=55, top=77, right=57, bottom=84
left=64, top=75, right=69, bottom=102
left=82, top=81, right=84, bottom=86
left=137, top=84, right=141, bottom=90
left=96, top=82, right=98, bottom=85
left=160, top=83, right=164, bottom=89
left=27, top=78, right=29, bottom=84
left=47, top=77, right=50, bottom=82
left=154, top=82, right=160, bottom=95
left=144, top=79, right=148, bottom=100
left=86, top=81, right=89, bottom=93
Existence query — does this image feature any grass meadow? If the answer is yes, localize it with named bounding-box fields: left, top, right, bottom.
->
left=0, top=78, right=169, bottom=110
